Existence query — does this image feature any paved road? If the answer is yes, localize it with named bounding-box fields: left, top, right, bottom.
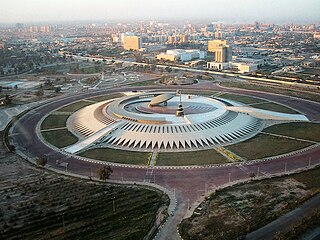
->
left=9, top=83, right=320, bottom=239
left=245, top=194, right=320, bottom=240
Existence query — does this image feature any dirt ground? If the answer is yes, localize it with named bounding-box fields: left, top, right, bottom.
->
left=180, top=170, right=319, bottom=240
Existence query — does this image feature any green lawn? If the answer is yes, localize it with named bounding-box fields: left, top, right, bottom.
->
left=58, top=101, right=94, bottom=113
left=252, top=102, right=298, bottom=114
left=41, top=114, right=70, bottom=130
left=157, top=150, right=229, bottom=166
left=263, top=122, right=320, bottom=142
left=220, top=81, right=320, bottom=102
left=220, top=93, right=266, bottom=104
left=79, top=148, right=149, bottom=165
left=226, top=134, right=313, bottom=160
left=131, top=79, right=158, bottom=86
left=42, top=129, right=78, bottom=148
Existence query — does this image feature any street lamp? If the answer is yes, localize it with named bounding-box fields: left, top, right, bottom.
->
left=112, top=197, right=116, bottom=212
left=61, top=212, right=65, bottom=234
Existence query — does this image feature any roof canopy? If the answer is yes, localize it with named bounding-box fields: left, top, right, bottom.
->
left=149, top=93, right=175, bottom=107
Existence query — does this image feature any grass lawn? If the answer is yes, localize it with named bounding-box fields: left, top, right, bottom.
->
left=87, top=93, right=123, bottom=102
left=157, top=150, right=229, bottom=166
left=42, top=129, right=78, bottom=148
left=226, top=134, right=313, bottom=160
left=220, top=93, right=266, bottom=104
left=41, top=114, right=70, bottom=130
left=183, top=90, right=218, bottom=96
left=179, top=167, right=320, bottom=240
left=79, top=148, right=149, bottom=165
left=263, top=122, right=320, bottom=142
left=220, top=81, right=320, bottom=102
left=58, top=101, right=94, bottom=113
left=252, top=102, right=298, bottom=114
left=131, top=79, right=158, bottom=86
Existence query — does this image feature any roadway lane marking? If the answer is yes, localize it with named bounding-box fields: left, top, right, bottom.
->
left=237, top=165, right=250, bottom=174
left=146, top=169, right=153, bottom=175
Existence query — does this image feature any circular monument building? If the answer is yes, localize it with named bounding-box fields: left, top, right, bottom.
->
left=64, top=91, right=308, bottom=153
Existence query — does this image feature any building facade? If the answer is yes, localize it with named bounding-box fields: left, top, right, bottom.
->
left=123, top=36, right=142, bottom=51
left=157, top=49, right=206, bottom=62
left=208, top=40, right=232, bottom=63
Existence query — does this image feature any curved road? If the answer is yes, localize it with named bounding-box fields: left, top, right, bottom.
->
left=10, top=83, right=320, bottom=239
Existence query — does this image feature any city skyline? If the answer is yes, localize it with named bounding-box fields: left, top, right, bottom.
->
left=1, top=0, right=319, bottom=24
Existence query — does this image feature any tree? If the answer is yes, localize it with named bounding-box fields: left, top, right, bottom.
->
left=36, top=157, right=47, bottom=167
left=249, top=172, right=256, bottom=178
left=35, top=89, right=44, bottom=97
left=98, top=166, right=113, bottom=181
left=55, top=86, right=61, bottom=93
left=4, top=95, right=12, bottom=105
left=8, top=145, right=15, bottom=152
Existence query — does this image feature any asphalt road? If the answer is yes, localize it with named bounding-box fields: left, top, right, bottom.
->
left=9, top=83, right=320, bottom=239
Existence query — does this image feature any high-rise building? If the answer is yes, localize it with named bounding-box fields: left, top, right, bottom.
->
left=309, top=24, right=316, bottom=30
left=179, top=34, right=188, bottom=43
left=314, top=32, right=320, bottom=39
left=208, top=40, right=232, bottom=62
left=167, top=36, right=176, bottom=44
left=40, top=26, right=50, bottom=32
left=214, top=30, right=225, bottom=39
left=208, top=40, right=227, bottom=52
left=215, top=46, right=229, bottom=62
left=123, top=36, right=142, bottom=51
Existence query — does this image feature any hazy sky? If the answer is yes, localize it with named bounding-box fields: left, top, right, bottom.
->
left=1, top=0, right=319, bottom=24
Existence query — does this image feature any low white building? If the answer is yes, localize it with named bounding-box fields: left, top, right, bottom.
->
left=157, top=49, right=206, bottom=62
left=207, top=62, right=230, bottom=71
left=231, top=62, right=258, bottom=73
left=207, top=61, right=258, bottom=73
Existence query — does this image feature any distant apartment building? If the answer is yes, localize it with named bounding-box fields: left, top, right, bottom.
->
left=167, top=36, right=175, bottom=44
left=143, top=35, right=168, bottom=43
left=157, top=49, right=206, bottom=62
left=179, top=34, right=189, bottom=43
left=314, top=32, right=320, bottom=39
left=28, top=25, right=50, bottom=33
left=167, top=34, right=189, bottom=44
left=208, top=40, right=232, bottom=62
left=123, top=36, right=142, bottom=51
left=214, top=30, right=225, bottom=39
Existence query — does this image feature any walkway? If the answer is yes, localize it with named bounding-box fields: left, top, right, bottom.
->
left=64, top=121, right=124, bottom=153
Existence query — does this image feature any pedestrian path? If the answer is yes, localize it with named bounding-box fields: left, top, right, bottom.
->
left=0, top=103, right=37, bottom=130
left=64, top=121, right=124, bottom=154
left=261, top=131, right=319, bottom=144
